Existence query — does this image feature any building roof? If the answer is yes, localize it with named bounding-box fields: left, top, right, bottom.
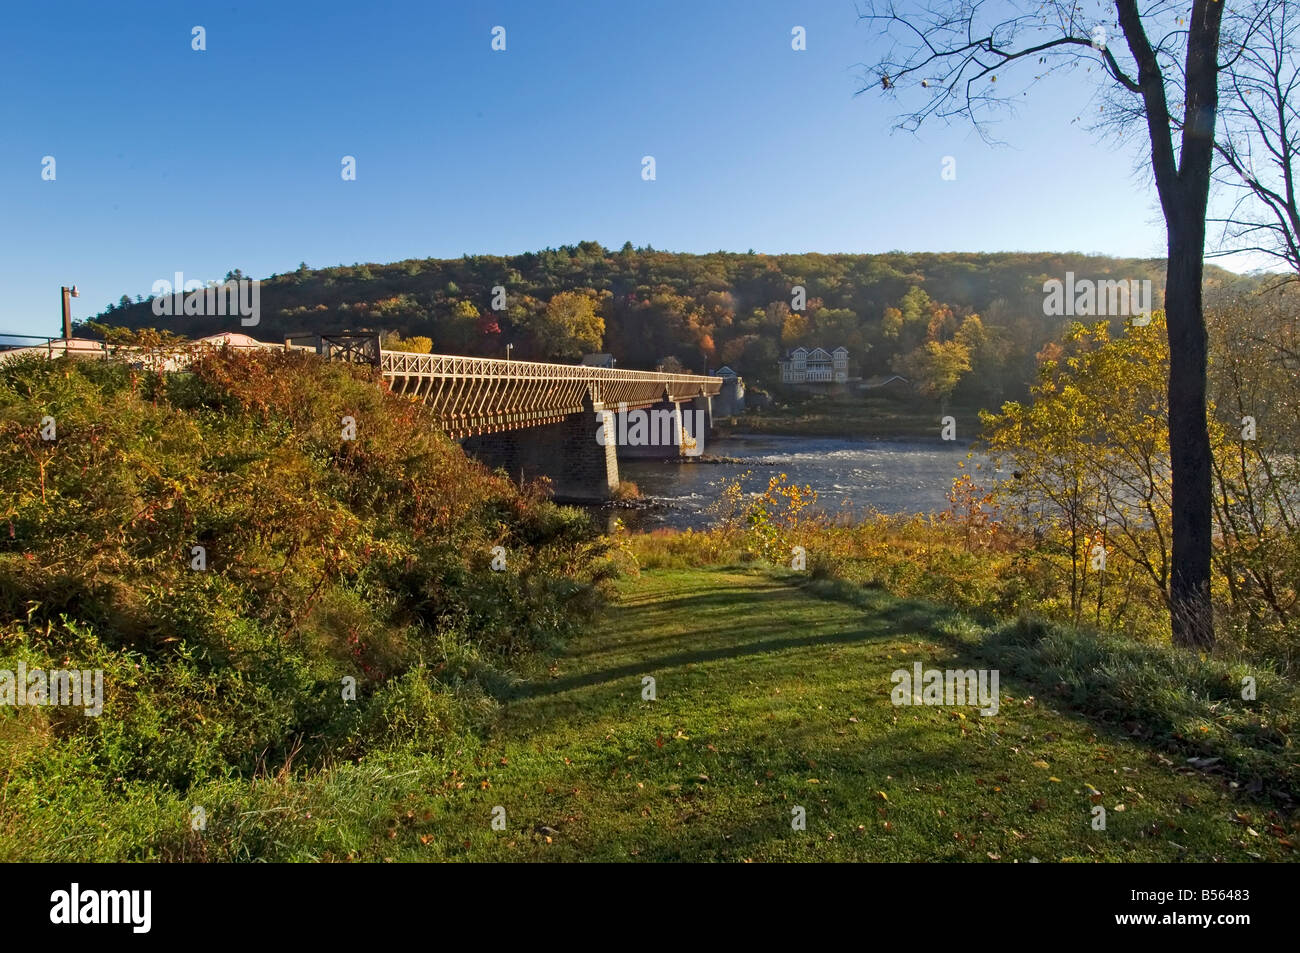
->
left=782, top=345, right=848, bottom=361
left=861, top=374, right=909, bottom=388
left=196, top=332, right=277, bottom=349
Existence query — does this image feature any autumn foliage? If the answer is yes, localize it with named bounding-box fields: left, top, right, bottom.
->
left=0, top=348, right=612, bottom=788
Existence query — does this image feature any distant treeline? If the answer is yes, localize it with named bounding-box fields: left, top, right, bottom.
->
left=93, top=244, right=1229, bottom=404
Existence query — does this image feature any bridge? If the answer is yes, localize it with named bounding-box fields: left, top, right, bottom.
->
left=2, top=330, right=723, bottom=501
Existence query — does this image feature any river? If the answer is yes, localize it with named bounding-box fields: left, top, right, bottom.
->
left=603, top=433, right=985, bottom=531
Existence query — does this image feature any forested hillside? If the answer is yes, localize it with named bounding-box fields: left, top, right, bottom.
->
left=93, top=246, right=1198, bottom=403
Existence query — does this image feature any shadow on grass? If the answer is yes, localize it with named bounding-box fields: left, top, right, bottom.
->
left=798, top=574, right=1299, bottom=806
left=513, top=575, right=901, bottom=701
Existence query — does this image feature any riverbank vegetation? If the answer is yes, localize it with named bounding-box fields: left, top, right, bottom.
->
left=718, top=393, right=985, bottom=440
left=0, top=348, right=614, bottom=857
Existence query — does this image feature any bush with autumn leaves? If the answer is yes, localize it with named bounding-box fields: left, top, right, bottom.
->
left=0, top=347, right=613, bottom=790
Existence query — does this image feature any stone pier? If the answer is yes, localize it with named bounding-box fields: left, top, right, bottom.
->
left=614, top=399, right=685, bottom=459
left=460, top=398, right=618, bottom=502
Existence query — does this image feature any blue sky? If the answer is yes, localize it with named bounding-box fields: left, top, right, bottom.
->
left=1, top=0, right=1178, bottom=337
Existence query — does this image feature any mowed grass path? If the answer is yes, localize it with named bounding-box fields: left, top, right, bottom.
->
left=384, top=568, right=1292, bottom=862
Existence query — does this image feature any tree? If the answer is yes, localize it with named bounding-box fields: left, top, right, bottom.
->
left=539, top=291, right=604, bottom=360
left=954, top=313, right=1009, bottom=404
left=1211, top=3, right=1300, bottom=273
left=1204, top=284, right=1300, bottom=632
left=861, top=0, right=1239, bottom=649
left=383, top=332, right=432, bottom=353
left=899, top=286, right=931, bottom=325
left=954, top=314, right=988, bottom=354
left=881, top=306, right=904, bottom=339
left=812, top=306, right=867, bottom=354
left=893, top=339, right=971, bottom=407
left=780, top=310, right=809, bottom=345
left=368, top=294, right=428, bottom=325
left=983, top=318, right=1174, bottom=626
left=437, top=299, right=483, bottom=353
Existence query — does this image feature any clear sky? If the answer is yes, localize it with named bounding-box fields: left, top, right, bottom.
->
left=1, top=0, right=1181, bottom=337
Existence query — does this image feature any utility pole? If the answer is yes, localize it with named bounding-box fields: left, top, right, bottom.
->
left=60, top=285, right=79, bottom=339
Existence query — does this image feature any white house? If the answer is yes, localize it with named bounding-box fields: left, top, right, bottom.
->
left=778, top=346, right=849, bottom=384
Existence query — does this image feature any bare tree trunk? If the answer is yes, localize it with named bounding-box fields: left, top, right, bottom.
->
left=1165, top=217, right=1216, bottom=648
left=1118, top=0, right=1222, bottom=648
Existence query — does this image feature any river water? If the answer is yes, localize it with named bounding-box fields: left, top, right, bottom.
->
left=607, top=433, right=984, bottom=531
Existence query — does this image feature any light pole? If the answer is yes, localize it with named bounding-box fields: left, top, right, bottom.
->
left=60, top=285, right=79, bottom=340
left=506, top=343, right=513, bottom=361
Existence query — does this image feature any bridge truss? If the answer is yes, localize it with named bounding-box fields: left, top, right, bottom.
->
left=381, top=351, right=721, bottom=438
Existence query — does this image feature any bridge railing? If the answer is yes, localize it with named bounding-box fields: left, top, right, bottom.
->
left=379, top=350, right=722, bottom=394
left=0, top=334, right=116, bottom=360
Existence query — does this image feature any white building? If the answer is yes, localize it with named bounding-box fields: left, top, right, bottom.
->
left=778, top=346, right=848, bottom=384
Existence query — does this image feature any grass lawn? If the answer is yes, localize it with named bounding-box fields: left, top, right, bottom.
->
left=371, top=567, right=1294, bottom=862
left=13, top=565, right=1292, bottom=861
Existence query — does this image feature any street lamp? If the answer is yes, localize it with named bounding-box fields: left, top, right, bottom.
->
left=506, top=343, right=513, bottom=361
left=60, top=285, right=79, bottom=340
